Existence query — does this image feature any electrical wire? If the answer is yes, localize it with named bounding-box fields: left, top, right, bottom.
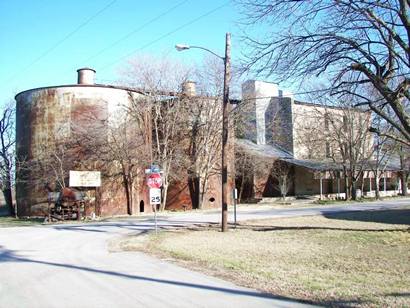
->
left=82, top=0, right=190, bottom=64
left=98, top=1, right=230, bottom=72
left=4, top=0, right=118, bottom=84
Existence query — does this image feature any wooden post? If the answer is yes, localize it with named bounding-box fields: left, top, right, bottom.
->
left=221, top=32, right=231, bottom=232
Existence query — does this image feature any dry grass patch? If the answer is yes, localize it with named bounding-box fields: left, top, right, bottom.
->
left=0, top=216, right=44, bottom=227
left=119, top=207, right=410, bottom=307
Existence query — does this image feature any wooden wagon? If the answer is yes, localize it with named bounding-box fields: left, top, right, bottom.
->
left=46, top=188, right=87, bottom=222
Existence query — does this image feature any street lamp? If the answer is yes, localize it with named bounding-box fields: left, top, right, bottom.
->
left=175, top=33, right=231, bottom=232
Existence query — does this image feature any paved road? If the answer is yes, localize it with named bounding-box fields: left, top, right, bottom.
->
left=0, top=199, right=408, bottom=308
left=151, top=197, right=410, bottom=225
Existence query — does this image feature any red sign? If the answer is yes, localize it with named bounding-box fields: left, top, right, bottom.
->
left=147, top=173, right=162, bottom=188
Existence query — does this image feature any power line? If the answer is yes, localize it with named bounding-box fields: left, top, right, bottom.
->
left=82, top=0, right=190, bottom=64
left=99, top=2, right=230, bottom=72
left=5, top=0, right=118, bottom=84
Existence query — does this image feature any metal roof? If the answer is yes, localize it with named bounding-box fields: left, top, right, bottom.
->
left=236, top=139, right=403, bottom=172
left=235, top=139, right=293, bottom=159
left=236, top=139, right=339, bottom=171
left=282, top=158, right=342, bottom=171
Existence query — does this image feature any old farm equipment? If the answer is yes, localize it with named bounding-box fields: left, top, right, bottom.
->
left=46, top=187, right=86, bottom=222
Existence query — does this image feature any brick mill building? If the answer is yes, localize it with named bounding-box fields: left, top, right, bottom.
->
left=236, top=80, right=403, bottom=200
left=15, top=69, right=234, bottom=217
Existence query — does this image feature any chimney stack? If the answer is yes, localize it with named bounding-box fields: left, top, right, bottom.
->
left=77, top=68, right=96, bottom=85
left=182, top=81, right=196, bottom=96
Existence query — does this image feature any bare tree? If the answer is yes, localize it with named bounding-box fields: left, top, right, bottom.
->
left=238, top=0, right=410, bottom=145
left=72, top=98, right=151, bottom=216
left=235, top=148, right=255, bottom=202
left=291, top=95, right=373, bottom=200
left=121, top=54, right=229, bottom=210
left=0, top=105, right=16, bottom=215
left=398, top=144, right=410, bottom=195
left=248, top=156, right=293, bottom=200
left=120, top=55, right=192, bottom=211
left=368, top=115, right=399, bottom=199
left=270, top=160, right=292, bottom=199
left=327, top=104, right=373, bottom=200
left=31, top=140, right=73, bottom=191
left=130, top=94, right=189, bottom=211
left=187, top=95, right=223, bottom=209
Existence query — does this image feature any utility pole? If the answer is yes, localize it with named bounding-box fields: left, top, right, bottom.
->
left=221, top=32, right=231, bottom=232
left=175, top=33, right=232, bottom=232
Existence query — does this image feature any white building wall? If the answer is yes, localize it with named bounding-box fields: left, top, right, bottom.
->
left=241, top=80, right=293, bottom=146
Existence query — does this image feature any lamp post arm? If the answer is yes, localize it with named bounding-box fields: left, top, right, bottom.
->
left=189, top=46, right=224, bottom=60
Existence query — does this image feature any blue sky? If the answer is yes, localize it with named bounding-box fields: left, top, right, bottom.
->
left=0, top=0, right=244, bottom=105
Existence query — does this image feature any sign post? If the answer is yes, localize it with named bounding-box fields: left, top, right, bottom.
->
left=147, top=169, right=163, bottom=234
left=149, top=188, right=161, bottom=234
left=233, top=188, right=238, bottom=228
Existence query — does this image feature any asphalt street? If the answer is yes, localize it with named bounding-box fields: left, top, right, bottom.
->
left=0, top=198, right=409, bottom=308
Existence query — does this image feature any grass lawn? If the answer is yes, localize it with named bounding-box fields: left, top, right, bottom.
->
left=117, top=207, right=410, bottom=307
left=0, top=216, right=44, bottom=227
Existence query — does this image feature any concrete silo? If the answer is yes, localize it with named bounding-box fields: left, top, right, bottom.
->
left=15, top=68, right=149, bottom=217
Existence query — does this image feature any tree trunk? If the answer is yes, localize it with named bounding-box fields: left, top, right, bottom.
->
left=2, top=169, right=14, bottom=216
left=123, top=175, right=132, bottom=215
left=401, top=172, right=408, bottom=196
left=3, top=188, right=14, bottom=216
left=375, top=176, right=381, bottom=200
left=188, top=175, right=200, bottom=209
left=129, top=180, right=134, bottom=215
left=343, top=169, right=349, bottom=200
left=360, top=174, right=365, bottom=198
left=351, top=180, right=357, bottom=200
left=160, top=183, right=168, bottom=211
left=197, top=194, right=203, bottom=209
left=238, top=174, right=245, bottom=203
left=198, top=177, right=208, bottom=210
left=159, top=164, right=169, bottom=211
left=280, top=176, right=287, bottom=200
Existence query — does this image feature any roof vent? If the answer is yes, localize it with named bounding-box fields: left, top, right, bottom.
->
left=77, top=68, right=96, bottom=85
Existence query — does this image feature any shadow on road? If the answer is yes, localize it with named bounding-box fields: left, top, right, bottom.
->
left=323, top=208, right=410, bottom=226
left=0, top=244, right=376, bottom=306
left=51, top=220, right=216, bottom=234
left=250, top=225, right=406, bottom=232
left=0, top=206, right=10, bottom=217
left=0, top=245, right=321, bottom=306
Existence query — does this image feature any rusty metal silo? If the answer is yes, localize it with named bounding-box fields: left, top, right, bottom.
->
left=15, top=69, right=149, bottom=217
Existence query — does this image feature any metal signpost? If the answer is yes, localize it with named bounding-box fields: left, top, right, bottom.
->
left=149, top=188, right=161, bottom=234
left=233, top=188, right=238, bottom=228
